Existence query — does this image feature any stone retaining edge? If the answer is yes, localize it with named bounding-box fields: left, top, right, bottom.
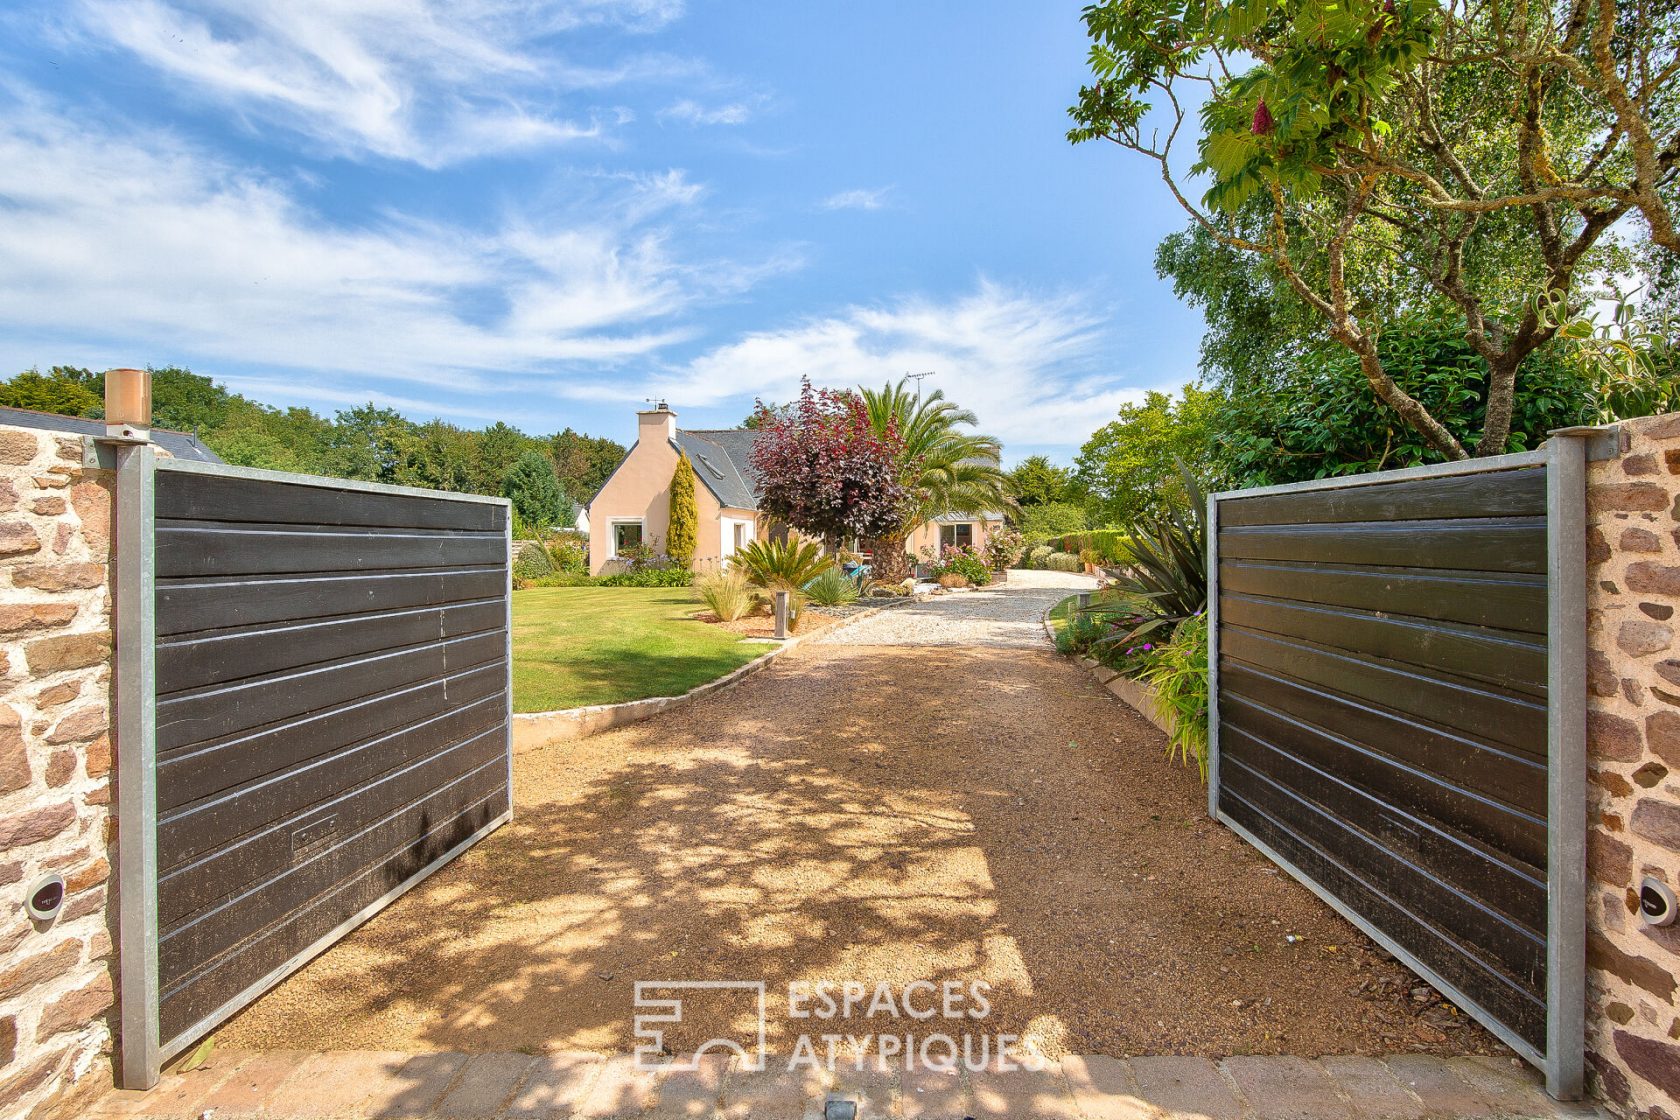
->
left=1040, top=602, right=1175, bottom=738
left=511, top=597, right=918, bottom=752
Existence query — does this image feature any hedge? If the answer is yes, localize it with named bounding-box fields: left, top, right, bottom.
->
left=1042, top=529, right=1132, bottom=565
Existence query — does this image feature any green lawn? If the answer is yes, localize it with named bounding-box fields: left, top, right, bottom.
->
left=511, top=585, right=766, bottom=712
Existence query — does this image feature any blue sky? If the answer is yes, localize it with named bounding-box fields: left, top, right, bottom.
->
left=0, top=1, right=1207, bottom=464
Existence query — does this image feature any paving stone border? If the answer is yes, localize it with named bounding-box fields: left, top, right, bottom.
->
left=93, top=1049, right=1604, bottom=1119
left=1039, top=603, right=1174, bottom=737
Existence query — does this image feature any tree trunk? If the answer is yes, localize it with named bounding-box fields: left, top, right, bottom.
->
left=1476, top=351, right=1522, bottom=457
left=1345, top=331, right=1470, bottom=460
left=868, top=533, right=912, bottom=584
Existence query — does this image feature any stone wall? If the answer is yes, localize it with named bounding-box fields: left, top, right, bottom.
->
left=1584, top=413, right=1680, bottom=1117
left=0, top=426, right=115, bottom=1120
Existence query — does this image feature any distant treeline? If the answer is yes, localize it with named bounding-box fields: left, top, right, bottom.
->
left=0, top=366, right=626, bottom=505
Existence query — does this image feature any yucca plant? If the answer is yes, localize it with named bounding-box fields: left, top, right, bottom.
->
left=732, top=538, right=833, bottom=591
left=1092, top=463, right=1206, bottom=649
left=804, top=566, right=860, bottom=606
left=695, top=568, right=754, bottom=622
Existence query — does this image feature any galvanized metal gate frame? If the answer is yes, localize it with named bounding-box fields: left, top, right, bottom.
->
left=112, top=449, right=514, bottom=1089
left=1205, top=434, right=1591, bottom=1100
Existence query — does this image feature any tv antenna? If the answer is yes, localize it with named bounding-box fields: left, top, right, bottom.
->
left=905, top=370, right=936, bottom=404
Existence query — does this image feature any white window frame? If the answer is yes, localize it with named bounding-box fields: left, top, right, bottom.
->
left=608, top=518, right=645, bottom=560
left=721, top=516, right=754, bottom=562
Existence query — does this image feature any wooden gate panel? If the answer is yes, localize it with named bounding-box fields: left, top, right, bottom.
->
left=1208, top=449, right=1585, bottom=1097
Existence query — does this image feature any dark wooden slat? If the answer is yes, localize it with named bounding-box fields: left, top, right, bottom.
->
left=1219, top=789, right=1546, bottom=1050
left=157, top=523, right=506, bottom=578
left=157, top=470, right=505, bottom=532
left=156, top=661, right=504, bottom=810
left=157, top=567, right=506, bottom=637
left=157, top=599, right=506, bottom=692
left=1221, top=626, right=1547, bottom=756
left=1220, top=468, right=1546, bottom=527
left=158, top=785, right=507, bottom=1039
left=159, top=759, right=505, bottom=980
left=158, top=726, right=506, bottom=927
left=1220, top=593, right=1547, bottom=698
left=156, top=631, right=505, bottom=754
left=1219, top=561, right=1547, bottom=635
left=1219, top=517, right=1546, bottom=573
left=158, top=693, right=506, bottom=869
left=1221, top=724, right=1545, bottom=938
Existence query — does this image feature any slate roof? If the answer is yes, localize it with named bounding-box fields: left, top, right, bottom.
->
left=0, top=406, right=224, bottom=463
left=674, top=428, right=762, bottom=510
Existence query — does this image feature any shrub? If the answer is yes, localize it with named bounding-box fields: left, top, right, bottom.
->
left=511, top=541, right=554, bottom=587
left=984, top=525, right=1025, bottom=571
left=667, top=452, right=698, bottom=567
left=696, top=568, right=754, bottom=621
left=1092, top=466, right=1206, bottom=648
left=1046, top=551, right=1082, bottom=572
left=1046, top=529, right=1132, bottom=565
left=733, top=538, right=833, bottom=591
left=805, top=567, right=861, bottom=606
left=1018, top=501, right=1089, bottom=541
left=1026, top=544, right=1054, bottom=569
left=1137, top=613, right=1210, bottom=780
left=546, top=531, right=588, bottom=573
left=503, top=449, right=569, bottom=531
left=924, top=543, right=991, bottom=586
left=597, top=566, right=694, bottom=587
left=937, top=572, right=970, bottom=589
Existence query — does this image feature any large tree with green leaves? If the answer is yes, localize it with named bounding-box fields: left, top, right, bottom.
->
left=858, top=379, right=1013, bottom=583
left=1007, top=454, right=1076, bottom=507
left=502, top=449, right=570, bottom=532
left=1076, top=385, right=1224, bottom=524
left=1069, top=0, right=1679, bottom=459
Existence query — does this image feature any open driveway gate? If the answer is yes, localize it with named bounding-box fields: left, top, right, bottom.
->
left=1207, top=439, right=1587, bottom=1098
left=115, top=450, right=513, bottom=1088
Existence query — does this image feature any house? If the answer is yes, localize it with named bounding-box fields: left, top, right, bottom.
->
left=585, top=403, right=1007, bottom=575
left=0, top=405, right=224, bottom=463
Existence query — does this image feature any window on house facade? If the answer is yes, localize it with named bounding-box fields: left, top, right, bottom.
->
left=612, top=521, right=643, bottom=558
left=939, top=523, right=974, bottom=550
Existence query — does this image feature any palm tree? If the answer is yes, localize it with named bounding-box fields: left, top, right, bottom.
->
left=858, top=379, right=1012, bottom=583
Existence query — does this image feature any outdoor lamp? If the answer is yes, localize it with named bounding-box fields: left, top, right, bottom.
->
left=104, top=367, right=152, bottom=441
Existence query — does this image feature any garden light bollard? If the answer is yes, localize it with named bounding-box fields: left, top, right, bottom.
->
left=774, top=590, right=790, bottom=639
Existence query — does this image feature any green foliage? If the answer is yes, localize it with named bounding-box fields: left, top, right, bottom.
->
left=804, top=567, right=861, bottom=606
left=667, top=452, right=698, bottom=568
left=1007, top=454, right=1074, bottom=507
left=598, top=566, right=694, bottom=588
left=522, top=571, right=599, bottom=588
left=512, top=541, right=555, bottom=587
left=983, top=524, right=1025, bottom=571
left=1075, top=385, right=1222, bottom=526
left=1044, top=530, right=1132, bottom=565
left=924, top=544, right=991, bottom=586
left=1535, top=292, right=1680, bottom=424
left=1025, top=544, right=1055, bottom=569
left=1215, top=315, right=1595, bottom=487
left=503, top=450, right=569, bottom=532
left=696, top=569, right=756, bottom=621
left=0, top=366, right=624, bottom=504
left=732, top=538, right=833, bottom=591
left=0, top=367, right=102, bottom=416
left=1138, top=614, right=1211, bottom=780
left=1045, top=551, right=1083, bottom=573
left=545, top=532, right=589, bottom=574
left=1095, top=468, right=1207, bottom=648
left=1017, top=501, right=1089, bottom=541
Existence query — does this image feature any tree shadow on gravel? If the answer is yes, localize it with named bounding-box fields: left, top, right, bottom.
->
left=217, top=642, right=1501, bottom=1064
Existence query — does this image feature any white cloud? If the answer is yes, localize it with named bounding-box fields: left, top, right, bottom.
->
left=820, top=187, right=892, bottom=211
left=658, top=98, right=757, bottom=126
left=70, top=0, right=688, bottom=165
left=0, top=98, right=782, bottom=398
left=651, top=281, right=1145, bottom=448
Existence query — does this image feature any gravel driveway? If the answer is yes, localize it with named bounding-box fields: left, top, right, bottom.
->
left=219, top=570, right=1499, bottom=1064
left=819, top=569, right=1098, bottom=649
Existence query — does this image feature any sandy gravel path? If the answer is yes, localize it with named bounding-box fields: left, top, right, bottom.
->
left=219, top=572, right=1500, bottom=1063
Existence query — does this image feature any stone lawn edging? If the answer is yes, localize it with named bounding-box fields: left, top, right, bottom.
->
left=1039, top=606, right=1175, bottom=737
left=511, top=596, right=923, bottom=752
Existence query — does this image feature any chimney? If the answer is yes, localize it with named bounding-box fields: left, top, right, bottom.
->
left=637, top=400, right=677, bottom=444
